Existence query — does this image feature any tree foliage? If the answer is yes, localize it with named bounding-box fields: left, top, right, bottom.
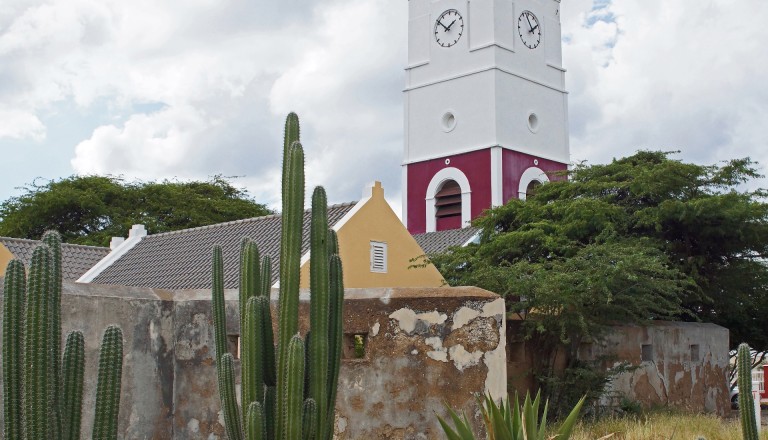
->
left=0, top=175, right=272, bottom=247
left=431, top=151, right=768, bottom=406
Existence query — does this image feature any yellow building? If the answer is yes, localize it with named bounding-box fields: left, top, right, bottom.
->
left=80, top=182, right=444, bottom=290
left=300, top=181, right=443, bottom=288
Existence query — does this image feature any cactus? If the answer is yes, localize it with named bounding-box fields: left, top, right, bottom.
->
left=2, top=259, right=25, bottom=439
left=212, top=113, right=345, bottom=439
left=738, top=343, right=759, bottom=440
left=61, top=331, right=85, bottom=440
left=1, top=231, right=126, bottom=440
left=24, top=244, right=55, bottom=439
left=42, top=230, right=64, bottom=437
left=92, top=325, right=124, bottom=440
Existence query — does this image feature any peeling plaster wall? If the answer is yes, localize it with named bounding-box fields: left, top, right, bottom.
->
left=1, top=282, right=506, bottom=439
left=594, top=322, right=730, bottom=415
left=334, top=288, right=506, bottom=439
left=0, top=282, right=176, bottom=439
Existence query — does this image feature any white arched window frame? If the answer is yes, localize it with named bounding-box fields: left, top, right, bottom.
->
left=425, top=167, right=472, bottom=232
left=518, top=166, right=550, bottom=200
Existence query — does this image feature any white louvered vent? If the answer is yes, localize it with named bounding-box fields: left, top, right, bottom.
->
left=370, top=241, right=387, bottom=273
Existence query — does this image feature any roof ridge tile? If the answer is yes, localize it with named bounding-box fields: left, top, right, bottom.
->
left=0, top=236, right=109, bottom=251
left=146, top=201, right=358, bottom=238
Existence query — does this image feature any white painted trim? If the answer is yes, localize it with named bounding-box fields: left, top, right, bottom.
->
left=402, top=165, right=409, bottom=227
left=490, top=146, right=503, bottom=207
left=77, top=225, right=147, bottom=283
left=403, top=66, right=568, bottom=94
left=469, top=42, right=514, bottom=54
left=425, top=167, right=472, bottom=233
left=403, top=144, right=568, bottom=167
left=462, top=232, right=481, bottom=247
left=369, top=241, right=388, bottom=273
left=518, top=167, right=550, bottom=200
left=331, top=182, right=375, bottom=233
left=546, top=62, right=566, bottom=72
left=405, top=61, right=429, bottom=70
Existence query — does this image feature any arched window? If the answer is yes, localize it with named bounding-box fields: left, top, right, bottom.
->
left=525, top=180, right=541, bottom=199
left=425, top=167, right=472, bottom=232
left=518, top=166, right=550, bottom=201
left=435, top=180, right=462, bottom=219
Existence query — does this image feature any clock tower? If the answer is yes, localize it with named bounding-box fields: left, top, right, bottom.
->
left=403, top=0, right=569, bottom=234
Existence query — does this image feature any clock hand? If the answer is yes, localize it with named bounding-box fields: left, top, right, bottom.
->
left=525, top=14, right=534, bottom=32
left=445, top=19, right=457, bottom=31
left=437, top=20, right=449, bottom=31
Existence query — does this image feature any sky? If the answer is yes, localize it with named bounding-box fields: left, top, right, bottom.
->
left=1, top=0, right=767, bottom=215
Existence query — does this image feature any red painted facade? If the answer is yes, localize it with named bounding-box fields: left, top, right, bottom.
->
left=406, top=149, right=492, bottom=234
left=501, top=150, right=568, bottom=203
left=406, top=147, right=568, bottom=234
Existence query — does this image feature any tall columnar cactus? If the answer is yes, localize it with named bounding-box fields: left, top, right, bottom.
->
left=738, top=343, right=759, bottom=440
left=93, top=325, right=125, bottom=440
left=61, top=331, right=85, bottom=440
left=1, top=230, right=126, bottom=440
left=212, top=112, right=345, bottom=439
left=3, top=259, right=25, bottom=439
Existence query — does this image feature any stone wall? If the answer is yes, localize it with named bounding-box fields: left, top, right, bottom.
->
left=506, top=321, right=730, bottom=415
left=0, top=282, right=506, bottom=439
left=593, top=322, right=730, bottom=415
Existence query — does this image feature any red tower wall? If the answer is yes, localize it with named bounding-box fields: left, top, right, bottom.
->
left=406, top=149, right=492, bottom=234
left=501, top=150, right=568, bottom=203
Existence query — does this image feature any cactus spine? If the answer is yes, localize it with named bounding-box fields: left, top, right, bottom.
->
left=738, top=343, right=759, bottom=440
left=212, top=113, right=345, bottom=439
left=1, top=231, right=125, bottom=440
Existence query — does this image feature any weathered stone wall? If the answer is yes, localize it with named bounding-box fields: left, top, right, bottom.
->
left=593, top=322, right=730, bottom=415
left=0, top=282, right=177, bottom=439
left=0, top=282, right=506, bottom=439
left=332, top=288, right=506, bottom=439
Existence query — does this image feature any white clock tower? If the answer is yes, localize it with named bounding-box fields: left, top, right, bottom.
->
left=403, top=0, right=569, bottom=234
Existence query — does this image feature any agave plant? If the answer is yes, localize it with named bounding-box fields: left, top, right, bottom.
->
left=438, top=391, right=585, bottom=440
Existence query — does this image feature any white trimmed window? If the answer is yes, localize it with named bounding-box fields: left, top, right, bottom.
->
left=370, top=241, right=387, bottom=273
left=425, top=167, right=472, bottom=232
left=518, top=166, right=550, bottom=200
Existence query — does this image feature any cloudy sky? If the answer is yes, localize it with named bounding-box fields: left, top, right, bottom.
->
left=1, top=0, right=766, bottom=214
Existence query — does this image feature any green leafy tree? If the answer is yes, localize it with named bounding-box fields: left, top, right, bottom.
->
left=0, top=175, right=272, bottom=246
left=431, top=151, right=768, bottom=409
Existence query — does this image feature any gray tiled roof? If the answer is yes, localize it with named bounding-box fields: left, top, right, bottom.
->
left=412, top=227, right=480, bottom=255
left=90, top=202, right=356, bottom=290
left=0, top=237, right=110, bottom=281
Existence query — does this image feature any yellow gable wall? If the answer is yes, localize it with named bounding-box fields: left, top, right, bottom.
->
left=300, top=182, right=445, bottom=288
left=0, top=243, right=13, bottom=277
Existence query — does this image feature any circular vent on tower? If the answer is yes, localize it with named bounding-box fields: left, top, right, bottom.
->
left=441, top=112, right=457, bottom=132
left=527, top=112, right=540, bottom=133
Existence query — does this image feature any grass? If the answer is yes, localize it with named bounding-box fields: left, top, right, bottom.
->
left=568, top=412, right=768, bottom=440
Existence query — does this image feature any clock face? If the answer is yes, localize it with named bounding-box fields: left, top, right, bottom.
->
left=434, top=9, right=464, bottom=48
left=517, top=11, right=541, bottom=49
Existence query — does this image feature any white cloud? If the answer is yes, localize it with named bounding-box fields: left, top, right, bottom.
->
left=71, top=105, right=207, bottom=177
left=0, top=109, right=45, bottom=140
left=563, top=0, right=768, bottom=184
left=1, top=0, right=767, bottom=206
left=269, top=0, right=406, bottom=200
